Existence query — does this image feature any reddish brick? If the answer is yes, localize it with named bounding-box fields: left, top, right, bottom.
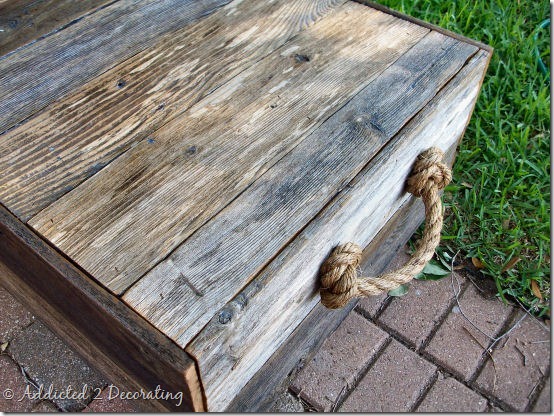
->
left=8, top=321, right=106, bottom=412
left=83, top=385, right=145, bottom=413
left=475, top=313, right=550, bottom=411
left=532, top=378, right=551, bottom=413
left=424, top=284, right=513, bottom=381
left=356, top=294, right=388, bottom=319
left=378, top=273, right=460, bottom=349
left=31, top=400, right=60, bottom=412
left=0, top=354, right=35, bottom=412
left=416, top=374, right=487, bottom=412
left=0, top=286, right=34, bottom=343
left=289, top=313, right=388, bottom=411
left=339, top=340, right=436, bottom=412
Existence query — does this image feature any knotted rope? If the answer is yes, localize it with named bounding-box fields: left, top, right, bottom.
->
left=320, top=147, right=452, bottom=309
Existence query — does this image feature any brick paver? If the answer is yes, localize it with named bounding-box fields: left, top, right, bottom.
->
left=339, top=340, right=436, bottom=412
left=475, top=313, right=550, bottom=411
left=532, top=378, right=551, bottom=413
left=2, top=249, right=551, bottom=413
left=289, top=312, right=389, bottom=411
left=0, top=354, right=35, bottom=412
left=378, top=274, right=460, bottom=349
left=356, top=294, right=388, bottom=319
left=7, top=321, right=106, bottom=412
left=424, top=283, right=513, bottom=381
left=0, top=286, right=34, bottom=343
left=416, top=374, right=487, bottom=412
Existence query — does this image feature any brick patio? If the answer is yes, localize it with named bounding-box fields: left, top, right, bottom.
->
left=0, top=249, right=550, bottom=412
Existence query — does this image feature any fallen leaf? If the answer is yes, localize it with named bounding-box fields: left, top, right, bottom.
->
left=502, top=219, right=511, bottom=230
left=472, top=257, right=485, bottom=269
left=388, top=284, right=409, bottom=297
left=0, top=342, right=8, bottom=352
left=501, top=256, right=521, bottom=273
left=461, top=182, right=473, bottom=189
left=530, top=280, right=543, bottom=301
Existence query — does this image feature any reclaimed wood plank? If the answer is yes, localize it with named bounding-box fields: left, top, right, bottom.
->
left=30, top=3, right=430, bottom=294
left=0, top=204, right=203, bottom=411
left=0, top=0, right=345, bottom=222
left=186, top=50, right=490, bottom=410
left=0, top=0, right=232, bottom=134
left=227, top=196, right=426, bottom=412
left=354, top=0, right=493, bottom=53
left=123, top=30, right=477, bottom=346
left=0, top=0, right=112, bottom=57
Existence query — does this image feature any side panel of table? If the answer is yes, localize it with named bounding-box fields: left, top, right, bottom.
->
left=228, top=196, right=426, bottom=411
left=0, top=205, right=202, bottom=411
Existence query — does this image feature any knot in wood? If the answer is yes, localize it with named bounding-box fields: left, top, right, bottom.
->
left=319, top=242, right=363, bottom=309
left=406, top=147, right=452, bottom=197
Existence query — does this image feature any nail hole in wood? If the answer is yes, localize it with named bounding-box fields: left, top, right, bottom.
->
left=294, top=54, right=310, bottom=63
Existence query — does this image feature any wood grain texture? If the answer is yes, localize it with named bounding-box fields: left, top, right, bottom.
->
left=0, top=0, right=232, bottom=134
left=0, top=204, right=203, bottom=411
left=227, top=196, right=425, bottom=412
left=123, top=30, right=476, bottom=346
left=0, top=0, right=112, bottom=57
left=186, top=50, right=490, bottom=411
left=0, top=0, right=345, bottom=222
left=354, top=0, right=493, bottom=53
left=30, top=3, right=430, bottom=294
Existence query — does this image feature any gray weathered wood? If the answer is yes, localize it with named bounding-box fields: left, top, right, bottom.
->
left=30, top=3, right=429, bottom=294
left=0, top=0, right=232, bottom=134
left=0, top=0, right=344, bottom=222
left=0, top=0, right=112, bottom=57
left=123, top=31, right=477, bottom=347
left=227, top=196, right=425, bottom=412
left=186, top=50, right=489, bottom=410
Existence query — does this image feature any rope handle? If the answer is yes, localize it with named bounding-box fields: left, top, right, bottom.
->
left=320, top=147, right=452, bottom=309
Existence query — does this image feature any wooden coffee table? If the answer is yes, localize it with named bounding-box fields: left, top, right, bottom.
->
left=0, top=0, right=490, bottom=411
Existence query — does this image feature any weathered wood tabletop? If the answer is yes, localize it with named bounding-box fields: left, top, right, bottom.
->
left=0, top=0, right=491, bottom=411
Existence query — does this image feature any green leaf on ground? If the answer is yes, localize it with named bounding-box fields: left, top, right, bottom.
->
left=415, top=259, right=451, bottom=280
left=388, top=284, right=409, bottom=297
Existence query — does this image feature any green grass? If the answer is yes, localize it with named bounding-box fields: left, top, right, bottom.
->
left=377, top=0, right=551, bottom=316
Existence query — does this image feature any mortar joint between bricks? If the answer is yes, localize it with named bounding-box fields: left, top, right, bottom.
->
left=332, top=336, right=393, bottom=412
left=409, top=369, right=439, bottom=412
left=466, top=307, right=520, bottom=385
left=468, top=383, right=515, bottom=413
left=524, top=375, right=551, bottom=412
left=417, top=276, right=472, bottom=352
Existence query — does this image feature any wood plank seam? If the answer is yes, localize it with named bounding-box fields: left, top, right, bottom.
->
left=353, top=0, right=493, bottom=53
left=185, top=49, right=489, bottom=409
left=31, top=3, right=433, bottom=294
left=0, top=0, right=120, bottom=59
left=124, top=29, right=473, bottom=346
left=24, top=0, right=347, bottom=223
left=1, top=0, right=346, bottom=222
left=0, top=0, right=233, bottom=135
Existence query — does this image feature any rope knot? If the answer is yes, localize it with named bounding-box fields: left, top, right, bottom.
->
left=406, top=147, right=452, bottom=197
left=320, top=242, right=362, bottom=309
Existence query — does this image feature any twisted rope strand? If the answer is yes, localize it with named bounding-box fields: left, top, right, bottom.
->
left=320, top=147, right=452, bottom=309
